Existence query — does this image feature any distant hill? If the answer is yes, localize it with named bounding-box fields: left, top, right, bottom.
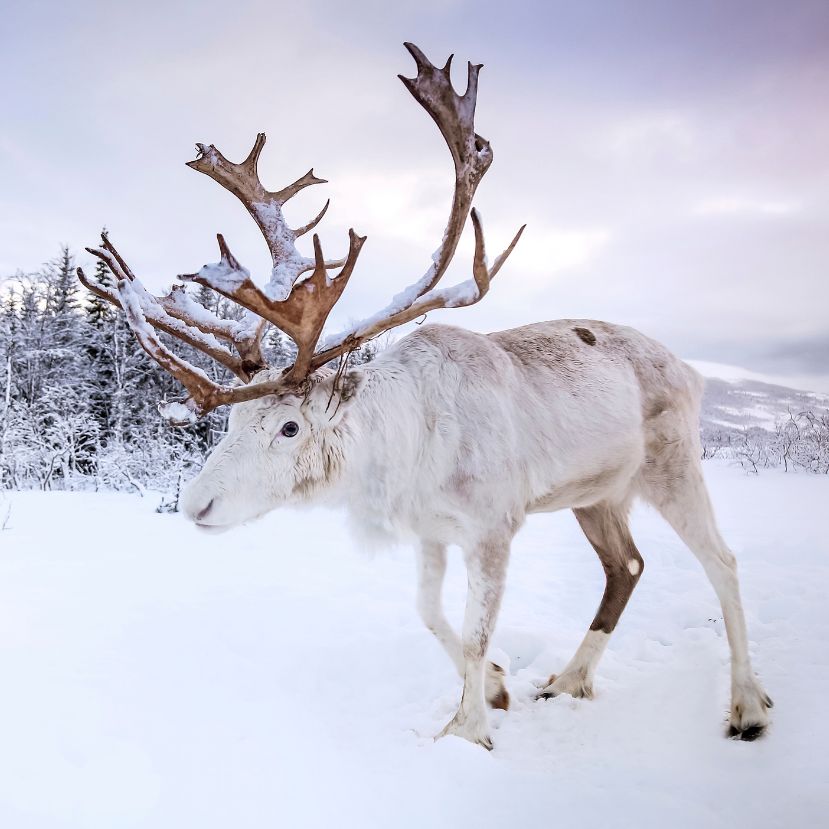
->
left=700, top=376, right=829, bottom=435
left=684, top=362, right=829, bottom=472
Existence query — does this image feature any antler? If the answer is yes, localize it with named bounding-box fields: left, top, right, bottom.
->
left=309, top=42, right=525, bottom=368
left=185, top=134, right=346, bottom=301
left=179, top=231, right=365, bottom=382
left=78, top=234, right=265, bottom=380
left=78, top=43, right=524, bottom=423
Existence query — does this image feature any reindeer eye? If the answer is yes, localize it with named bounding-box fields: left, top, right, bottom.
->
left=281, top=421, right=299, bottom=438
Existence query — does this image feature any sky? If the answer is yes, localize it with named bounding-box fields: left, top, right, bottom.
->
left=2, top=0, right=828, bottom=390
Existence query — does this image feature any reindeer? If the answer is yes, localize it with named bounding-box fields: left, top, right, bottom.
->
left=79, top=43, right=772, bottom=748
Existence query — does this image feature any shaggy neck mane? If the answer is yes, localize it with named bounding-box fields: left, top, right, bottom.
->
left=334, top=357, right=427, bottom=543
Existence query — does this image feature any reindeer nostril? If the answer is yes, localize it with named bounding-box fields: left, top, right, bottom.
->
left=195, top=498, right=215, bottom=522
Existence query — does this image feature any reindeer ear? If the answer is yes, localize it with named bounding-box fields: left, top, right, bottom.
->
left=338, top=370, right=365, bottom=403
left=303, top=368, right=366, bottom=424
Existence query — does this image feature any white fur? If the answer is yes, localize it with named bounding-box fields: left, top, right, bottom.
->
left=180, top=319, right=771, bottom=746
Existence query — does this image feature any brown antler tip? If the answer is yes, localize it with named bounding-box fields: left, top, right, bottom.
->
left=402, top=42, right=428, bottom=66
left=348, top=228, right=368, bottom=246
left=306, top=168, right=328, bottom=185
left=185, top=143, right=214, bottom=170
left=312, top=233, right=324, bottom=268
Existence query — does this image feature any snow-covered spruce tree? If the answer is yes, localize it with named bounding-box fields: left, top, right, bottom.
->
left=84, top=249, right=117, bottom=445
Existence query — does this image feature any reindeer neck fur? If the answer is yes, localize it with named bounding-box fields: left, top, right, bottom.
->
left=327, top=352, right=432, bottom=546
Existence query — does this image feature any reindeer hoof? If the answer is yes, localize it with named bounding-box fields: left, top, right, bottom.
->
left=486, top=662, right=510, bottom=710
left=728, top=723, right=766, bottom=741
left=536, top=671, right=594, bottom=701
left=437, top=709, right=493, bottom=750
left=727, top=682, right=772, bottom=741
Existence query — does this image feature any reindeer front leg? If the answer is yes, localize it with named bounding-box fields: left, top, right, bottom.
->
left=437, top=537, right=510, bottom=750
left=417, top=540, right=510, bottom=711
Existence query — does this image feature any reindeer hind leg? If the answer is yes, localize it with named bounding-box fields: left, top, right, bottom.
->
left=539, top=501, right=643, bottom=700
left=640, top=453, right=772, bottom=739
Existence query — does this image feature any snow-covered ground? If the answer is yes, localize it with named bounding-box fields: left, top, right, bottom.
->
left=0, top=461, right=827, bottom=828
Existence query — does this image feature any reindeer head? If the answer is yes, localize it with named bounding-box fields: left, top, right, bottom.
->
left=179, top=367, right=365, bottom=531
left=78, top=43, right=523, bottom=529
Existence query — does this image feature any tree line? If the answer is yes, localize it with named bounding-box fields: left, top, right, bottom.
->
left=701, top=412, right=829, bottom=475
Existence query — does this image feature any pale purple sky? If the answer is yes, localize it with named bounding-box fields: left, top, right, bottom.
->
left=2, top=0, right=828, bottom=389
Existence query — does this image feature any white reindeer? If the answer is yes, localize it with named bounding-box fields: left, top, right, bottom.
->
left=79, top=43, right=772, bottom=748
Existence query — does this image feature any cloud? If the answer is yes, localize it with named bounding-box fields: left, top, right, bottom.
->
left=693, top=197, right=800, bottom=217
left=605, top=112, right=698, bottom=161
left=488, top=222, right=612, bottom=282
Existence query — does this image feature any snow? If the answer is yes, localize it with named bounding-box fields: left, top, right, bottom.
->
left=191, top=258, right=250, bottom=295
left=321, top=262, right=481, bottom=350
left=0, top=461, right=826, bottom=828
left=132, top=283, right=230, bottom=358
left=157, top=400, right=198, bottom=426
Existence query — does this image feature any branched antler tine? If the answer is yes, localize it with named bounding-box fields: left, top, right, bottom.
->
left=312, top=233, right=325, bottom=270
left=216, top=233, right=242, bottom=271
left=469, top=209, right=525, bottom=291
left=159, top=284, right=247, bottom=346
left=399, top=43, right=487, bottom=175
left=115, top=277, right=225, bottom=412
left=330, top=229, right=367, bottom=297
left=77, top=266, right=114, bottom=304
left=80, top=245, right=252, bottom=381
left=181, top=223, right=365, bottom=376
left=242, top=132, right=266, bottom=171
left=273, top=168, right=327, bottom=204
left=187, top=134, right=331, bottom=299
left=178, top=234, right=250, bottom=293
left=293, top=199, right=330, bottom=237
left=290, top=229, right=366, bottom=378
left=314, top=212, right=524, bottom=368
left=470, top=208, right=490, bottom=293
left=402, top=41, right=431, bottom=72
left=463, top=60, right=482, bottom=111
left=99, top=233, right=137, bottom=281
left=395, top=43, right=494, bottom=305
left=487, top=222, right=526, bottom=281
left=86, top=244, right=126, bottom=283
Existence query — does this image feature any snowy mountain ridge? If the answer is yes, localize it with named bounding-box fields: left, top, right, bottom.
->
left=686, top=360, right=829, bottom=435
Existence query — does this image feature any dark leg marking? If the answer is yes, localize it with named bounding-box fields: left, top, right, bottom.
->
left=728, top=723, right=766, bottom=741
left=573, top=503, right=644, bottom=634
left=573, top=327, right=597, bottom=345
